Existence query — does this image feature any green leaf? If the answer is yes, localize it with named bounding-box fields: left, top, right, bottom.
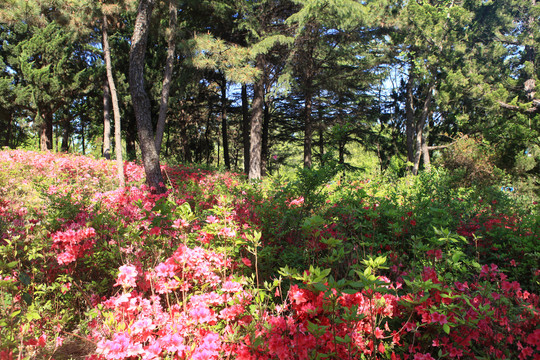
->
left=313, top=282, right=327, bottom=292
left=22, top=292, right=32, bottom=305
left=19, top=271, right=31, bottom=286
left=443, top=323, right=450, bottom=334
left=451, top=251, right=462, bottom=263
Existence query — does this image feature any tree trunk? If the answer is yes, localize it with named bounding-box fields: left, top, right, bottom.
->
left=220, top=77, right=230, bottom=170
left=421, top=127, right=431, bottom=172
left=61, top=117, right=70, bottom=152
left=126, top=115, right=137, bottom=160
left=1, top=108, right=13, bottom=148
left=180, top=104, right=191, bottom=162
left=318, top=97, right=324, bottom=166
left=338, top=141, right=345, bottom=165
left=261, top=100, right=270, bottom=176
left=103, top=78, right=111, bottom=159
left=405, top=65, right=415, bottom=172
left=242, top=84, right=250, bottom=173
left=249, top=56, right=265, bottom=180
left=155, top=0, right=177, bottom=153
left=39, top=111, right=53, bottom=151
left=103, top=13, right=124, bottom=186
left=412, top=82, right=434, bottom=175
left=129, top=0, right=166, bottom=193
left=303, top=90, right=313, bottom=168
left=81, top=118, right=86, bottom=155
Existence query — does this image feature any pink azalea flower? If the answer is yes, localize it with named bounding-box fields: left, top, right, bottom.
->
left=115, top=264, right=138, bottom=289
left=288, top=196, right=304, bottom=207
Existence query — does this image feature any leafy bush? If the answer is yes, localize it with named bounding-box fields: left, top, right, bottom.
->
left=438, top=135, right=505, bottom=187
left=0, top=150, right=538, bottom=360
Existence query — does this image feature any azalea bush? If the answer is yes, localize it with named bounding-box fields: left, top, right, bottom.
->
left=0, top=149, right=538, bottom=360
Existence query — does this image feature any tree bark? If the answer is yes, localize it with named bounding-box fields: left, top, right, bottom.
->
left=155, top=0, right=177, bottom=153
left=303, top=90, right=313, bottom=168
left=261, top=100, right=270, bottom=175
left=129, top=0, right=166, bottom=193
left=103, top=13, right=125, bottom=186
left=220, top=77, right=230, bottom=170
left=249, top=56, right=265, bottom=180
left=412, top=82, right=434, bottom=175
left=103, top=78, right=111, bottom=159
left=242, top=84, right=250, bottom=174
left=0, top=107, right=13, bottom=148
left=80, top=117, right=86, bottom=155
left=61, top=117, right=70, bottom=152
left=421, top=126, right=431, bottom=172
left=405, top=66, right=415, bottom=172
left=39, top=111, right=53, bottom=151
left=318, top=98, right=324, bottom=166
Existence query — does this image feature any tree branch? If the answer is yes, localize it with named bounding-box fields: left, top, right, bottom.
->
left=497, top=100, right=540, bottom=114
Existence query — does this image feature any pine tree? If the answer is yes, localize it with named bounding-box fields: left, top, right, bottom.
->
left=130, top=0, right=166, bottom=193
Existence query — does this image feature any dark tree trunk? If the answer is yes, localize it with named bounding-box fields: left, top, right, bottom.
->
left=249, top=56, right=265, bottom=180
left=220, top=77, right=230, bottom=170
left=81, top=118, right=86, bottom=155
left=103, top=13, right=124, bottom=185
left=180, top=104, right=192, bottom=163
left=338, top=141, right=345, bottom=165
left=261, top=100, right=270, bottom=176
left=319, top=127, right=324, bottom=166
left=61, top=117, right=70, bottom=152
left=155, top=0, right=177, bottom=153
left=318, top=98, right=324, bottom=165
left=39, top=111, right=53, bottom=151
left=0, top=108, right=12, bottom=148
left=242, top=84, right=250, bottom=173
left=126, top=115, right=137, bottom=160
left=129, top=0, right=166, bottom=193
left=103, top=78, right=111, bottom=159
left=303, top=90, right=313, bottom=168
left=204, top=107, right=212, bottom=165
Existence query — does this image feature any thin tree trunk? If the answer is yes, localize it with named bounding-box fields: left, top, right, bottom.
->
left=165, top=120, right=170, bottom=158
left=220, top=77, right=230, bottom=170
left=412, top=82, right=434, bottom=175
left=103, top=13, right=124, bottom=186
left=303, top=90, right=313, bottom=168
left=406, top=65, right=415, bottom=172
left=261, top=100, right=270, bottom=176
left=319, top=127, right=324, bottom=165
left=103, top=78, right=111, bottom=159
left=318, top=98, right=324, bottom=166
left=81, top=119, right=85, bottom=155
left=249, top=56, right=264, bottom=180
left=421, top=127, right=431, bottom=172
left=180, top=106, right=191, bottom=162
left=155, top=0, right=177, bottom=153
left=126, top=115, right=137, bottom=160
left=129, top=0, right=165, bottom=193
left=242, top=84, right=250, bottom=173
left=61, top=117, right=70, bottom=152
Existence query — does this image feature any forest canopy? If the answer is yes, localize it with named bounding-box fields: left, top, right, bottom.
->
left=0, top=0, right=538, bottom=190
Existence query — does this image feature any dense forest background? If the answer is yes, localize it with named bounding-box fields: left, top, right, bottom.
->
left=1, top=0, right=539, bottom=193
